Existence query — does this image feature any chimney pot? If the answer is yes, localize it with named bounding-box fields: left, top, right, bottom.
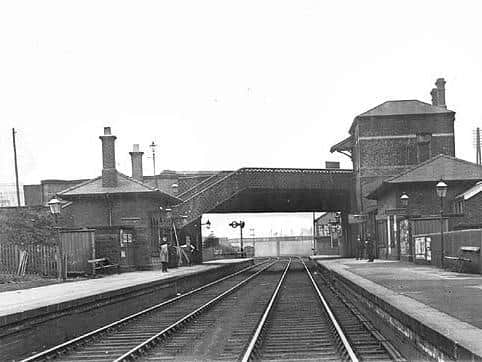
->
left=325, top=161, right=340, bottom=169
left=104, top=127, right=112, bottom=135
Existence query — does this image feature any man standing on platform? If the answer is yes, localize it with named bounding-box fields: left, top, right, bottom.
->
left=366, top=233, right=375, bottom=262
left=160, top=242, right=169, bottom=272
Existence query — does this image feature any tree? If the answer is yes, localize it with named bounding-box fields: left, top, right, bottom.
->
left=0, top=209, right=56, bottom=246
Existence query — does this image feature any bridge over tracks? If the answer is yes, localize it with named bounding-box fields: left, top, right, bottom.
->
left=173, top=167, right=354, bottom=225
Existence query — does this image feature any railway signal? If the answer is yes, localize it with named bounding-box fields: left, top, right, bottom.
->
left=229, top=220, right=245, bottom=257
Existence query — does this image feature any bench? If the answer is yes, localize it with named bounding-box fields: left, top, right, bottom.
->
left=88, top=258, right=120, bottom=275
left=444, top=256, right=471, bottom=272
left=444, top=246, right=480, bottom=273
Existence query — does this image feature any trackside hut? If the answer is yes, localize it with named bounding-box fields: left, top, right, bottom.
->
left=57, top=127, right=181, bottom=270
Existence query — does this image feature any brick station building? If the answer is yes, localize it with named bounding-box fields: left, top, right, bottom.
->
left=57, top=127, right=181, bottom=270
left=331, top=78, right=457, bottom=241
left=332, top=78, right=482, bottom=260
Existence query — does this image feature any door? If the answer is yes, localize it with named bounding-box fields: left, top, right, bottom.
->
left=119, top=229, right=135, bottom=267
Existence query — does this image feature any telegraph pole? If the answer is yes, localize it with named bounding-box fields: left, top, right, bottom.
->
left=475, top=127, right=481, bottom=165
left=12, top=128, right=21, bottom=206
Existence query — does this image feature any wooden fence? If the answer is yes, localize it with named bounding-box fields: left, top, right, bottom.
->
left=0, top=243, right=59, bottom=276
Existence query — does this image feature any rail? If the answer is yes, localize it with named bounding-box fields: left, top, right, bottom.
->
left=301, top=258, right=359, bottom=361
left=241, top=258, right=291, bottom=362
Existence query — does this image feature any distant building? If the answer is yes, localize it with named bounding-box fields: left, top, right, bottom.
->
left=314, top=212, right=341, bottom=255
left=24, top=179, right=87, bottom=206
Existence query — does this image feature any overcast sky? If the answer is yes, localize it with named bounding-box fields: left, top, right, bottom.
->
left=203, top=212, right=320, bottom=239
left=1, top=1, right=482, bottom=186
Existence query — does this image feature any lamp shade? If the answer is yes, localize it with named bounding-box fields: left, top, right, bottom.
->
left=48, top=197, right=62, bottom=215
left=436, top=180, right=448, bottom=198
left=400, top=193, right=409, bottom=207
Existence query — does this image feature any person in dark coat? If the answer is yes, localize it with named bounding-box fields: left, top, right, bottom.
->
left=366, top=233, right=375, bottom=262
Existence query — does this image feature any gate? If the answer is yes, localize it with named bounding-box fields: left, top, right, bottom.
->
left=60, top=229, right=95, bottom=274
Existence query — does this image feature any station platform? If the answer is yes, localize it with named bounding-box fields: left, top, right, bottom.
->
left=0, top=258, right=254, bottom=361
left=312, top=257, right=482, bottom=359
left=0, top=258, right=253, bottom=323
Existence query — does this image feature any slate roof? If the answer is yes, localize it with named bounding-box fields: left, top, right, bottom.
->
left=347, top=99, right=455, bottom=134
left=58, top=172, right=181, bottom=203
left=368, top=154, right=482, bottom=199
left=357, top=100, right=453, bottom=118
left=385, top=154, right=482, bottom=183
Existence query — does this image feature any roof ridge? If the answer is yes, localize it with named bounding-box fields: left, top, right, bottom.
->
left=386, top=154, right=482, bottom=183
left=117, top=172, right=183, bottom=202
left=57, top=176, right=102, bottom=195
left=116, top=172, right=159, bottom=191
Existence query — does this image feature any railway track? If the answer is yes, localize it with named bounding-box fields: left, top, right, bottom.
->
left=21, top=259, right=278, bottom=362
left=23, top=257, right=405, bottom=362
left=242, top=258, right=405, bottom=361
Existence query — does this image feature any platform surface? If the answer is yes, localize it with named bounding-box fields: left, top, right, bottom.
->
left=0, top=258, right=252, bottom=319
left=313, top=258, right=482, bottom=356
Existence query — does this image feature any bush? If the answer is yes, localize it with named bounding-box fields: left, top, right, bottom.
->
left=0, top=209, right=56, bottom=246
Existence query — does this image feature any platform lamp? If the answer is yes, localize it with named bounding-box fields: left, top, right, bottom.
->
left=48, top=197, right=65, bottom=280
left=400, top=193, right=413, bottom=261
left=436, top=180, right=448, bottom=268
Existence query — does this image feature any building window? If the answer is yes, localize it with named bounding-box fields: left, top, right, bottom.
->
left=416, top=133, right=432, bottom=163
left=453, top=199, right=465, bottom=214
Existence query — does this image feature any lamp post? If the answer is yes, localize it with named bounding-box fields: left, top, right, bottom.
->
left=400, top=193, right=412, bottom=261
left=436, top=180, right=448, bottom=268
left=48, top=197, right=64, bottom=280
left=229, top=220, right=245, bottom=257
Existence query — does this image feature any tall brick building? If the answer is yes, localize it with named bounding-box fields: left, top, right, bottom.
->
left=331, top=78, right=456, bottom=231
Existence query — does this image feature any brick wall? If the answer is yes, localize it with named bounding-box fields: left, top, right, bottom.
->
left=452, top=192, right=482, bottom=229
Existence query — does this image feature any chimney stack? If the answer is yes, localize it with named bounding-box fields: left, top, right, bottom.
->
left=435, top=78, right=446, bottom=108
left=325, top=161, right=340, bottom=169
left=99, top=127, right=118, bottom=187
left=129, top=144, right=144, bottom=182
left=430, top=78, right=446, bottom=108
